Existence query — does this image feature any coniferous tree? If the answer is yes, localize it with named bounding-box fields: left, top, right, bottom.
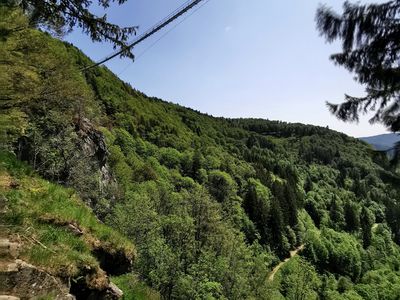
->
left=360, top=206, right=374, bottom=248
left=304, top=175, right=313, bottom=193
left=305, top=199, right=322, bottom=228
left=269, top=198, right=287, bottom=258
left=191, top=148, right=204, bottom=180
left=244, top=179, right=271, bottom=244
left=386, top=201, right=400, bottom=244
left=316, top=1, right=400, bottom=159
left=329, top=196, right=345, bottom=230
left=344, top=201, right=360, bottom=232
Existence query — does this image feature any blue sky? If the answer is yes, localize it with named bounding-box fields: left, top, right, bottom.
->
left=65, top=0, right=388, bottom=137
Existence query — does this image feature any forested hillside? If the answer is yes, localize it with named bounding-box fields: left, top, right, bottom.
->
left=2, top=6, right=400, bottom=300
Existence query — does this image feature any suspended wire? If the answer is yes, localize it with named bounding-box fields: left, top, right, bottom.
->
left=101, top=0, right=192, bottom=63
left=117, top=0, right=212, bottom=76
left=87, top=0, right=192, bottom=65
left=82, top=0, right=205, bottom=71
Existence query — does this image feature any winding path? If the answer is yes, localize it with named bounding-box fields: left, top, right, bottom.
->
left=267, top=223, right=380, bottom=282
left=268, top=244, right=305, bottom=281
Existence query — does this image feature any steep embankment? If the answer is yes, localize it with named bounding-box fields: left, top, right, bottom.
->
left=2, top=5, right=400, bottom=299
left=0, top=152, right=135, bottom=299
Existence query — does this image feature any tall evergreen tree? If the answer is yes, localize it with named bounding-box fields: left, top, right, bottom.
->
left=329, top=196, right=345, bottom=230
left=344, top=200, right=360, bottom=232
left=316, top=1, right=400, bottom=159
left=269, top=198, right=288, bottom=258
left=304, top=175, right=313, bottom=193
left=386, top=201, right=400, bottom=244
left=360, top=206, right=374, bottom=248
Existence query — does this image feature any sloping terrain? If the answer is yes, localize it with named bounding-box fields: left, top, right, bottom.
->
left=0, top=153, right=137, bottom=299
left=2, top=5, right=400, bottom=299
left=360, top=133, right=400, bottom=151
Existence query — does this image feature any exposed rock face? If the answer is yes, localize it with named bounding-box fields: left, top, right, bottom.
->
left=0, top=233, right=73, bottom=300
left=0, top=234, right=124, bottom=300
left=0, top=258, right=73, bottom=299
left=0, top=211, right=125, bottom=300
left=74, top=116, right=115, bottom=195
left=69, top=270, right=123, bottom=300
left=15, top=116, right=114, bottom=193
left=74, top=117, right=108, bottom=168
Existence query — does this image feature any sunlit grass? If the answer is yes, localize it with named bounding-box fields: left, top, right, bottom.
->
left=0, top=151, right=135, bottom=277
left=112, top=274, right=160, bottom=300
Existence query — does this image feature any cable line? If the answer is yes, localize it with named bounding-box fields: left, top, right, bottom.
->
left=82, top=0, right=206, bottom=71
left=117, top=0, right=211, bottom=76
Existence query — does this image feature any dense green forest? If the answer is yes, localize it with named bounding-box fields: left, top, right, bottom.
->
left=1, top=6, right=400, bottom=300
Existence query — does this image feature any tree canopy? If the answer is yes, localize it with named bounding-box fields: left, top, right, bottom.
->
left=3, top=0, right=137, bottom=59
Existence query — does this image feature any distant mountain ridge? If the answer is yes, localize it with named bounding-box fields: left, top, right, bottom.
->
left=360, top=133, right=400, bottom=151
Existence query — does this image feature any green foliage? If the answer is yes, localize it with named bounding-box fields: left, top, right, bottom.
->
left=207, top=170, right=237, bottom=202
left=111, top=274, right=160, bottom=300
left=0, top=151, right=135, bottom=278
left=279, top=257, right=321, bottom=300
left=244, top=178, right=271, bottom=243
left=2, top=7, right=400, bottom=298
left=4, top=0, right=137, bottom=59
left=305, top=228, right=363, bottom=280
left=361, top=206, right=375, bottom=248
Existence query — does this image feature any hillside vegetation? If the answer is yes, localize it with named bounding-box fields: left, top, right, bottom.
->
left=2, top=6, right=400, bottom=300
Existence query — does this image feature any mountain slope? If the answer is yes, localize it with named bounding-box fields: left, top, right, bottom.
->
left=2, top=5, right=400, bottom=299
left=360, top=133, right=400, bottom=151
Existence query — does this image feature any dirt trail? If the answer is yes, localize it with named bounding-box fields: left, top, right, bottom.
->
left=267, top=223, right=379, bottom=282
left=268, top=244, right=305, bottom=281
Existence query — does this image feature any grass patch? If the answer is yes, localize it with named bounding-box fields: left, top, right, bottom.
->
left=112, top=274, right=160, bottom=300
left=0, top=151, right=135, bottom=277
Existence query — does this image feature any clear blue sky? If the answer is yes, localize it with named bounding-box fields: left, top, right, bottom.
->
left=65, top=0, right=389, bottom=138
